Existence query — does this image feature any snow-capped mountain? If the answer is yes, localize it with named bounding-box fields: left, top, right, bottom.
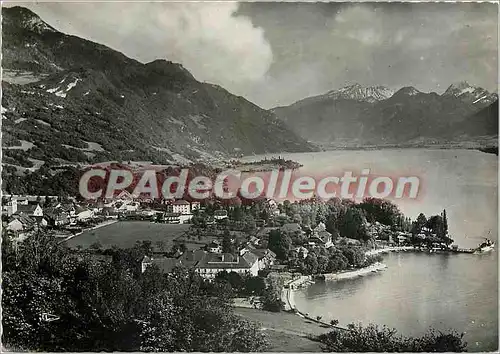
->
left=393, top=86, right=422, bottom=97
left=443, top=81, right=497, bottom=105
left=273, top=81, right=498, bottom=145
left=326, top=83, right=395, bottom=102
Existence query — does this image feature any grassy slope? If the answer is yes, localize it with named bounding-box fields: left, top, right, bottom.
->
left=234, top=307, right=330, bottom=352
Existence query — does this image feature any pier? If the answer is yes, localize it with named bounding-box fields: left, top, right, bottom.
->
left=365, top=245, right=475, bottom=256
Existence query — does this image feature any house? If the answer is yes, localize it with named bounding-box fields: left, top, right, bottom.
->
left=179, top=249, right=207, bottom=264
left=44, top=208, right=70, bottom=227
left=117, top=190, right=134, bottom=201
left=207, top=240, right=222, bottom=253
left=267, top=199, right=278, bottom=210
left=60, top=203, right=76, bottom=215
left=267, top=199, right=280, bottom=215
left=214, top=209, right=228, bottom=220
left=118, top=201, right=140, bottom=213
left=16, top=203, right=43, bottom=218
left=240, top=245, right=276, bottom=270
left=195, top=252, right=259, bottom=279
left=316, top=230, right=334, bottom=248
left=280, top=223, right=304, bottom=236
left=141, top=256, right=182, bottom=274
left=75, top=206, right=93, bottom=221
left=6, top=214, right=35, bottom=233
left=168, top=200, right=191, bottom=215
left=6, top=218, right=25, bottom=232
left=248, top=235, right=261, bottom=246
left=142, top=250, right=206, bottom=274
left=86, top=200, right=104, bottom=214
left=336, top=237, right=362, bottom=246
left=157, top=211, right=192, bottom=224
left=190, top=201, right=201, bottom=212
left=2, top=198, right=17, bottom=216
left=313, top=222, right=326, bottom=233
left=291, top=246, right=309, bottom=259
left=396, top=231, right=411, bottom=244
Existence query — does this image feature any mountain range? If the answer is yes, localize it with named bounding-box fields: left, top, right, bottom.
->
left=2, top=6, right=498, bottom=189
left=273, top=82, right=498, bottom=147
left=2, top=6, right=315, bottom=177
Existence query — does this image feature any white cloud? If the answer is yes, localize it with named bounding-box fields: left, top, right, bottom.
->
left=16, top=2, right=273, bottom=86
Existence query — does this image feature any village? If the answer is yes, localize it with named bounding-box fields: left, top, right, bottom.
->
left=2, top=189, right=458, bottom=284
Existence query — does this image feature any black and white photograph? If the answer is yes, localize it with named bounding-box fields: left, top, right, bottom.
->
left=1, top=1, right=498, bottom=352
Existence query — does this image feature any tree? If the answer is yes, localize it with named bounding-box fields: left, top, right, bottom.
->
left=2, top=232, right=270, bottom=352
left=222, top=231, right=235, bottom=254
left=327, top=248, right=349, bottom=272
left=303, top=253, right=319, bottom=275
left=359, top=198, right=402, bottom=226
left=155, top=241, right=165, bottom=253
left=442, top=209, right=448, bottom=235
left=340, top=246, right=365, bottom=268
left=411, top=213, right=427, bottom=236
left=268, top=230, right=292, bottom=261
left=338, top=208, right=369, bottom=241
left=260, top=280, right=285, bottom=312
left=317, top=322, right=466, bottom=352
left=426, top=215, right=445, bottom=238
left=244, top=276, right=266, bottom=296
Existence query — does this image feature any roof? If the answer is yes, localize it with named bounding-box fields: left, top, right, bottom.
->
left=16, top=204, right=40, bottom=213
left=59, top=203, right=75, bottom=212
left=281, top=223, right=302, bottom=233
left=10, top=213, right=35, bottom=226
left=44, top=207, right=68, bottom=218
left=148, top=257, right=183, bottom=273
left=244, top=245, right=276, bottom=260
left=196, top=251, right=258, bottom=270
left=317, top=230, right=332, bottom=242
left=173, top=200, right=190, bottom=205
left=75, top=206, right=90, bottom=214
left=179, top=249, right=207, bottom=263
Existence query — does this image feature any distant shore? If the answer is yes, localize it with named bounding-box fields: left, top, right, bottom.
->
left=315, top=142, right=498, bottom=152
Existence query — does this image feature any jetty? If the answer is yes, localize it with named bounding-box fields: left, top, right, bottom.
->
left=365, top=245, right=475, bottom=256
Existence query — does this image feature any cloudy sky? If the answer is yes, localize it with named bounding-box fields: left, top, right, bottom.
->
left=7, top=1, right=498, bottom=108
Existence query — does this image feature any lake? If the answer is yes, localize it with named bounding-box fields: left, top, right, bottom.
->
left=241, top=149, right=498, bottom=248
left=242, top=149, right=498, bottom=351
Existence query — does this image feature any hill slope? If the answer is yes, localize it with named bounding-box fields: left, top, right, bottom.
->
left=2, top=6, right=315, bottom=174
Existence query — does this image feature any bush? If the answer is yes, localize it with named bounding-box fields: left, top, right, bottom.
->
left=317, top=322, right=467, bottom=352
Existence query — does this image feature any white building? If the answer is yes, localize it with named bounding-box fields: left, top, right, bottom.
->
left=195, top=252, right=259, bottom=279
left=214, top=209, right=228, bottom=220
left=169, top=200, right=191, bottom=215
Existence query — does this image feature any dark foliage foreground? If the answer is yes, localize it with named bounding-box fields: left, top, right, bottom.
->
left=2, top=231, right=268, bottom=352
left=317, top=322, right=467, bottom=352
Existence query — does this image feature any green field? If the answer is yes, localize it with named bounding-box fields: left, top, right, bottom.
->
left=65, top=221, right=191, bottom=250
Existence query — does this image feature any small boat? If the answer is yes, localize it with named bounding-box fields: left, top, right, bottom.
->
left=474, top=239, right=495, bottom=254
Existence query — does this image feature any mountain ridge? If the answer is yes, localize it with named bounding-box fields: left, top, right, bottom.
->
left=273, top=82, right=498, bottom=146
left=2, top=6, right=316, bottom=179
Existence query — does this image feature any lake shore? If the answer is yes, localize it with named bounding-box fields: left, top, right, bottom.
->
left=278, top=246, right=423, bottom=329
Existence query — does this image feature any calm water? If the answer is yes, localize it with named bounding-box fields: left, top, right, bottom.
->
left=242, top=149, right=498, bottom=351
left=294, top=252, right=498, bottom=351
left=242, top=149, right=498, bottom=248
